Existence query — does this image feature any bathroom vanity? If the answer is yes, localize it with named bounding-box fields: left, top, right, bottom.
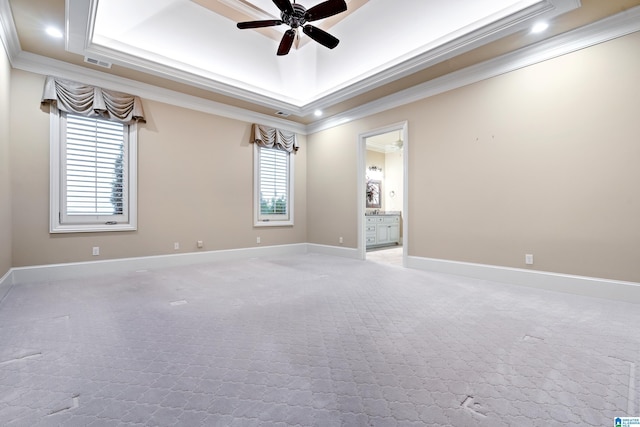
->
left=365, top=212, right=400, bottom=248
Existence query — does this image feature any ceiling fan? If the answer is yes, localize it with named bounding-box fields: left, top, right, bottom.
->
left=237, top=0, right=348, bottom=56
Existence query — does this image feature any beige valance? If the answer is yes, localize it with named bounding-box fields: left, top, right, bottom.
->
left=41, top=76, right=145, bottom=124
left=252, top=124, right=298, bottom=153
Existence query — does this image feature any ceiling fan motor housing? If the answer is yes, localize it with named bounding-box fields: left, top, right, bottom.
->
left=282, top=4, right=307, bottom=28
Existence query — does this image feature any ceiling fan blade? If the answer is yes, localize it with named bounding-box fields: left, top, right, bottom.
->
left=272, top=0, right=294, bottom=15
left=303, top=25, right=339, bottom=49
left=304, top=0, right=347, bottom=22
left=277, top=29, right=296, bottom=56
left=237, top=20, right=283, bottom=29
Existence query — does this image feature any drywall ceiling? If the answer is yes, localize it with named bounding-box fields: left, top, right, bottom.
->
left=3, top=0, right=640, bottom=125
left=81, top=0, right=577, bottom=113
left=367, top=130, right=403, bottom=154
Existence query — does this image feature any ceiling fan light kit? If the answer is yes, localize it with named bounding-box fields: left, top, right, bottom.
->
left=237, top=0, right=347, bottom=56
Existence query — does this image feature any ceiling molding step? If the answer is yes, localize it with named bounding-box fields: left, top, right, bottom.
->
left=11, top=51, right=307, bottom=134
left=68, top=0, right=306, bottom=114
left=0, top=0, right=21, bottom=62
left=83, top=43, right=306, bottom=115
left=6, top=1, right=639, bottom=136
left=307, top=5, right=640, bottom=135
left=215, top=0, right=276, bottom=19
left=68, top=0, right=579, bottom=113
left=304, top=0, right=580, bottom=113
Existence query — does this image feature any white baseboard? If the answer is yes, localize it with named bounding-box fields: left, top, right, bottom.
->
left=10, top=243, right=309, bottom=284
left=6, top=246, right=639, bottom=304
left=407, top=256, right=640, bottom=304
left=306, top=243, right=361, bottom=259
left=0, top=269, right=13, bottom=302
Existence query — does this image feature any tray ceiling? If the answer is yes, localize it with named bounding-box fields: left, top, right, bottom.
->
left=73, top=0, right=578, bottom=114
left=5, top=0, right=640, bottom=125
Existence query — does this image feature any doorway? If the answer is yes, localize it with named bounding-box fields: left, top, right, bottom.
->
left=358, top=122, right=408, bottom=266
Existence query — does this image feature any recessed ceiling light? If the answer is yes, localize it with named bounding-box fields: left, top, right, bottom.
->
left=314, top=110, right=323, bottom=117
left=531, top=22, right=549, bottom=34
left=45, top=26, right=63, bottom=38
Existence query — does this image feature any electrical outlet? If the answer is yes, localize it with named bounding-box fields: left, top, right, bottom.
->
left=256, top=237, right=261, bottom=244
left=92, top=246, right=100, bottom=256
left=197, top=240, right=203, bottom=248
left=525, top=254, right=534, bottom=265
left=174, top=242, right=180, bottom=250
left=339, top=236, right=343, bottom=244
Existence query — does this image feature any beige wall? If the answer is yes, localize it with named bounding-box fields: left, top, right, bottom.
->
left=5, top=32, right=640, bottom=284
left=384, top=150, right=403, bottom=213
left=307, top=124, right=359, bottom=248
left=9, top=70, right=306, bottom=267
left=0, top=41, right=11, bottom=278
left=308, top=32, right=640, bottom=283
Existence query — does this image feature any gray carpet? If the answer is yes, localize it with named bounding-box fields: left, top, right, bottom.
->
left=0, top=252, right=637, bottom=426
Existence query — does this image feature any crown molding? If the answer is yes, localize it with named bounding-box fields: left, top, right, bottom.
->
left=305, top=0, right=580, bottom=113
left=67, top=0, right=579, bottom=115
left=0, top=0, right=20, bottom=61
left=83, top=41, right=307, bottom=113
left=3, top=1, right=639, bottom=135
left=308, top=4, right=640, bottom=134
left=10, top=51, right=306, bottom=133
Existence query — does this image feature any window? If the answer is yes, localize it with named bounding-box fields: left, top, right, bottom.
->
left=50, top=109, right=137, bottom=233
left=254, top=145, right=294, bottom=226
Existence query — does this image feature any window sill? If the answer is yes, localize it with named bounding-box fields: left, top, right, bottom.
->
left=254, top=220, right=294, bottom=227
left=50, top=223, right=137, bottom=233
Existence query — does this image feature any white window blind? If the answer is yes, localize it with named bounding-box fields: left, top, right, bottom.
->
left=50, top=108, right=138, bottom=233
left=255, top=145, right=293, bottom=225
left=63, top=115, right=127, bottom=218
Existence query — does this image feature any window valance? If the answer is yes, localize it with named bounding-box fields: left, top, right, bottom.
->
left=41, top=76, right=145, bottom=124
left=252, top=124, right=298, bottom=153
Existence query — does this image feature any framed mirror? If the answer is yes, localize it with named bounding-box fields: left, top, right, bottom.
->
left=366, top=180, right=381, bottom=208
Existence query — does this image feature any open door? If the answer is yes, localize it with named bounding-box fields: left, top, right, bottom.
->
left=358, top=122, right=408, bottom=266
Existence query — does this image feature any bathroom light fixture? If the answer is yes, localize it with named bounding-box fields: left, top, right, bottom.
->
left=367, top=165, right=383, bottom=180
left=393, top=130, right=404, bottom=150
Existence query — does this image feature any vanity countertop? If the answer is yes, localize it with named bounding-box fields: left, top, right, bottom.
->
left=365, top=211, right=401, bottom=216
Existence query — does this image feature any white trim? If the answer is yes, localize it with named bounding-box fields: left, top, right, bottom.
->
left=7, top=244, right=357, bottom=286
left=304, top=0, right=580, bottom=113
left=307, top=5, right=640, bottom=134
left=306, top=243, right=361, bottom=260
left=0, top=0, right=20, bottom=62
left=253, top=144, right=295, bottom=227
left=2, top=4, right=638, bottom=134
left=49, top=109, right=138, bottom=233
left=67, top=0, right=579, bottom=111
left=407, top=256, right=640, bottom=304
left=7, top=246, right=639, bottom=304
left=358, top=121, right=409, bottom=266
left=0, top=269, right=13, bottom=302
left=10, top=51, right=307, bottom=135
left=11, top=244, right=309, bottom=284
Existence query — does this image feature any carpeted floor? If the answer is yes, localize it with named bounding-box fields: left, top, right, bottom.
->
left=0, top=252, right=637, bottom=426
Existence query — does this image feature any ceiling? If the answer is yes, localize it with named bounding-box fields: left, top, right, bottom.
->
left=2, top=0, right=640, bottom=127
left=366, top=130, right=404, bottom=154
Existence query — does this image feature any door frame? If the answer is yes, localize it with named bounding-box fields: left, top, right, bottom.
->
left=357, top=121, right=409, bottom=265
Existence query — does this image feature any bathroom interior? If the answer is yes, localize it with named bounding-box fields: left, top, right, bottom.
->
left=365, top=130, right=404, bottom=264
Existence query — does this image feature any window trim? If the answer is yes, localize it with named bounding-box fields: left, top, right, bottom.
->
left=253, top=144, right=294, bottom=227
left=49, top=108, right=138, bottom=233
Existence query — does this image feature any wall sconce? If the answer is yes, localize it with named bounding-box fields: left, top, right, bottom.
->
left=367, top=165, right=383, bottom=180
